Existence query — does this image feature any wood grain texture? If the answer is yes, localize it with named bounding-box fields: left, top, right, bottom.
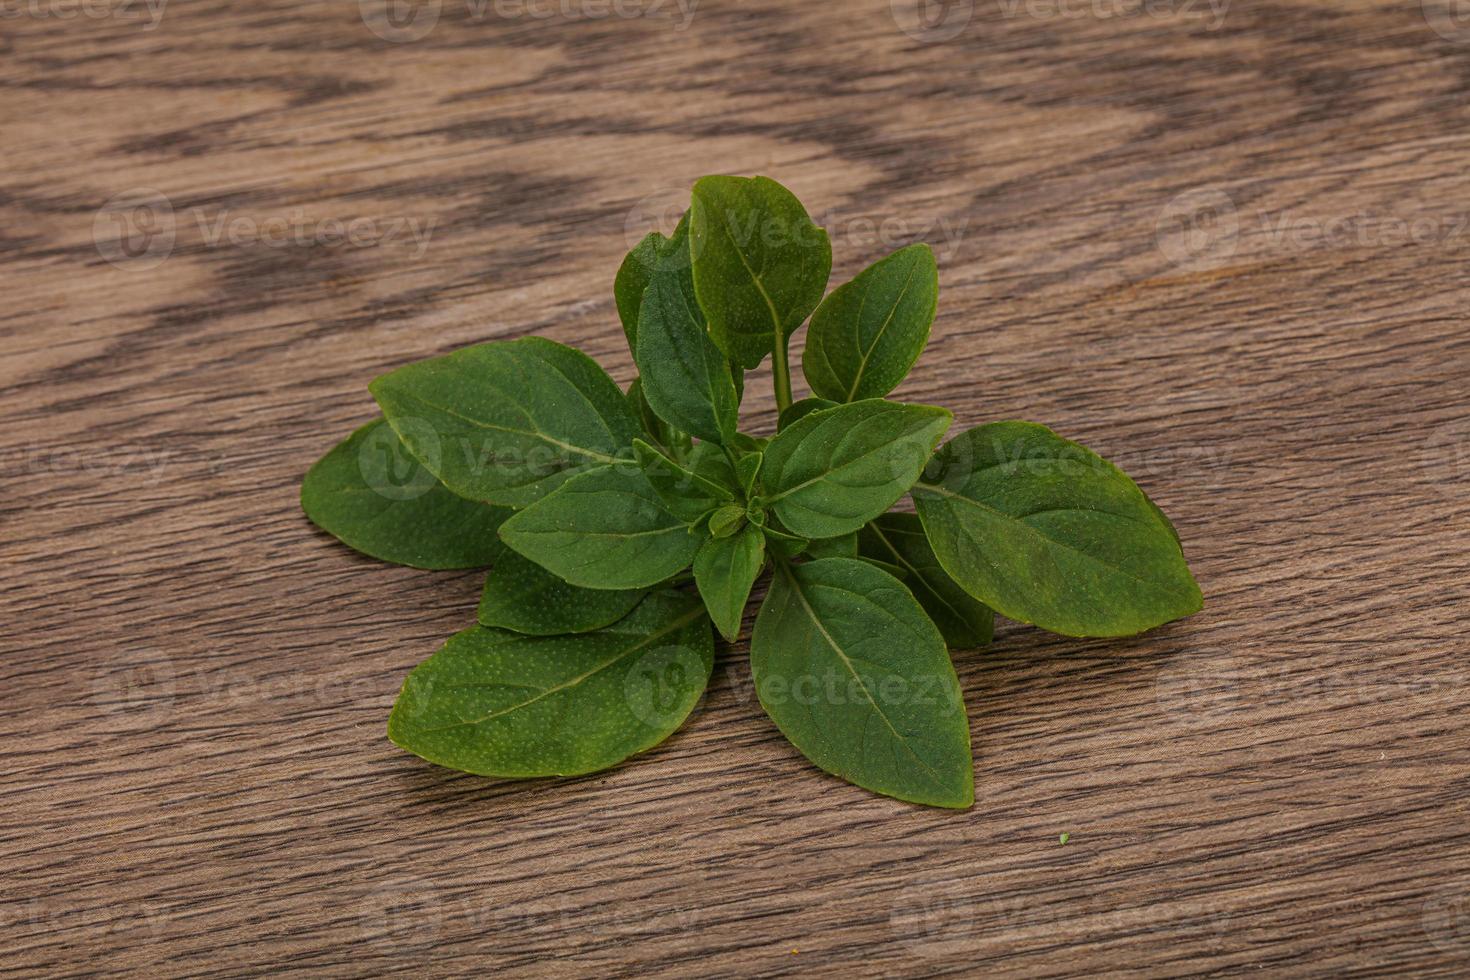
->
left=4, top=0, right=1469, bottom=975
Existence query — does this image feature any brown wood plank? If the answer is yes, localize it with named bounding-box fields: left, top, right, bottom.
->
left=4, top=0, right=1468, bottom=974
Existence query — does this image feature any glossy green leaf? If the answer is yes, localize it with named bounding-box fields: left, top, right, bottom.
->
left=759, top=399, right=951, bottom=539
left=779, top=396, right=838, bottom=430
left=689, top=175, right=832, bottom=370
left=751, top=558, right=973, bottom=808
left=635, top=233, right=741, bottom=444
left=478, top=544, right=646, bottom=635
left=803, top=244, right=938, bottom=403
left=735, top=451, right=763, bottom=498
left=615, top=231, right=667, bottom=352
left=389, top=592, right=713, bottom=777
left=499, top=464, right=703, bottom=589
left=633, top=439, right=734, bottom=524
left=693, top=524, right=765, bottom=641
left=859, top=513, right=993, bottom=649
left=301, top=418, right=510, bottom=570
left=761, top=522, right=809, bottom=559
left=708, top=504, right=747, bottom=539
left=804, top=532, right=858, bottom=560
left=370, top=337, right=641, bottom=508
left=912, top=421, right=1203, bottom=638
left=626, top=379, right=677, bottom=456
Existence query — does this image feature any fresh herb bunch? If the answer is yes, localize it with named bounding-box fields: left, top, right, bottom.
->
left=302, top=175, right=1202, bottom=809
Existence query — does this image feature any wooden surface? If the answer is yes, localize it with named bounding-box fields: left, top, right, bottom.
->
left=5, top=0, right=1469, bottom=975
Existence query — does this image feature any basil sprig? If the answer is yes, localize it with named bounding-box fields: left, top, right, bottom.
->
left=301, top=175, right=1203, bottom=808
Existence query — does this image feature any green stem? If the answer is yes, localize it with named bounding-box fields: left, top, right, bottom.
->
left=772, top=337, right=794, bottom=415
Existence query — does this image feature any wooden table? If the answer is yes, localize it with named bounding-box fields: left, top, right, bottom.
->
left=6, top=0, right=1469, bottom=974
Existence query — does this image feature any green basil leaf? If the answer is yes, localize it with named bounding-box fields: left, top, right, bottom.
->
left=735, top=451, right=763, bottom=498
left=633, top=439, right=734, bottom=523
left=803, top=244, right=938, bottom=403
left=859, top=513, right=993, bottom=649
left=779, top=396, right=838, bottom=430
left=615, top=231, right=667, bottom=353
left=478, top=543, right=646, bottom=635
left=693, top=524, right=765, bottom=641
left=370, top=337, right=641, bottom=508
left=499, top=464, right=704, bottom=589
left=751, top=558, right=973, bottom=808
left=912, top=421, right=1202, bottom=638
left=707, top=503, right=747, bottom=539
left=761, top=522, right=809, bottom=559
left=759, top=399, right=951, bottom=539
left=626, top=379, right=677, bottom=455
left=634, top=233, right=741, bottom=445
left=804, top=532, right=858, bottom=560
left=689, top=175, right=832, bottom=370
left=301, top=418, right=511, bottom=570
left=389, top=592, right=713, bottom=777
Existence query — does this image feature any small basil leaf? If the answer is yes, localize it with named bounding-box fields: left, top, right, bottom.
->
left=634, top=222, right=742, bottom=445
left=615, top=231, right=667, bottom=353
left=751, top=558, right=973, bottom=809
left=690, top=175, right=832, bottom=370
left=693, top=524, right=765, bottom=641
left=803, top=244, right=938, bottom=403
left=760, top=399, right=952, bottom=539
left=633, top=439, right=734, bottom=523
left=736, top=451, right=763, bottom=498
left=626, top=379, right=677, bottom=455
left=301, top=418, right=510, bottom=570
left=912, top=421, right=1203, bottom=638
left=804, top=531, right=858, bottom=560
left=708, top=504, right=747, bottom=539
left=779, top=396, right=838, bottom=430
left=478, top=543, right=646, bottom=635
left=499, top=464, right=703, bottom=589
left=859, top=513, right=993, bottom=649
left=389, top=592, right=713, bottom=777
left=370, top=337, right=641, bottom=508
left=762, top=522, right=809, bottom=559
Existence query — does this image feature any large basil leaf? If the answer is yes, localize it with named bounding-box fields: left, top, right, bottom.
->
left=759, top=399, right=951, bottom=539
left=499, top=464, right=703, bottom=589
left=615, top=231, right=667, bottom=352
left=859, top=513, right=993, bottom=649
left=634, top=231, right=741, bottom=444
left=478, top=543, right=646, bottom=636
left=912, top=421, right=1202, bottom=638
left=693, top=523, right=765, bottom=641
left=689, top=175, right=832, bottom=370
left=301, top=418, right=510, bottom=570
left=779, top=396, right=837, bottom=431
left=803, top=244, right=938, bottom=403
left=751, top=558, right=973, bottom=808
left=389, top=592, right=713, bottom=777
left=633, top=439, right=736, bottom=523
left=370, top=337, right=641, bottom=508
